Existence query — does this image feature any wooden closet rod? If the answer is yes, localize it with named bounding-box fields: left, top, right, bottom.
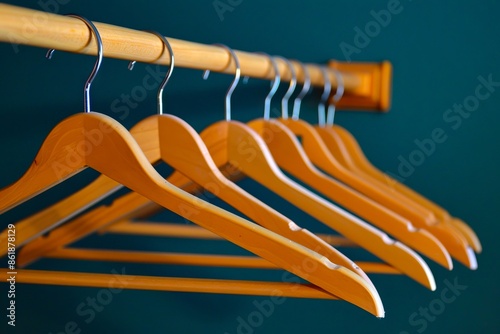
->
left=0, top=3, right=392, bottom=111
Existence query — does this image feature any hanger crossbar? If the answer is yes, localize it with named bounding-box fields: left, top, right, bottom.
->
left=46, top=248, right=402, bottom=274
left=100, top=221, right=359, bottom=247
left=0, top=268, right=339, bottom=299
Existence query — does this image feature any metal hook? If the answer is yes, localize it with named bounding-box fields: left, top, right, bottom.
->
left=318, top=67, right=332, bottom=127
left=128, top=31, right=174, bottom=115
left=46, top=15, right=103, bottom=113
left=274, top=57, right=297, bottom=120
left=292, top=61, right=312, bottom=120
left=326, top=69, right=345, bottom=126
left=202, top=44, right=241, bottom=121
left=256, top=53, right=281, bottom=120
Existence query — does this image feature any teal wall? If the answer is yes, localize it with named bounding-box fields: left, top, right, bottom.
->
left=0, top=0, right=499, bottom=333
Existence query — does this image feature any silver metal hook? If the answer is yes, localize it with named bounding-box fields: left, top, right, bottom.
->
left=202, top=44, right=241, bottom=121
left=128, top=31, right=174, bottom=115
left=256, top=53, right=281, bottom=120
left=292, top=61, right=311, bottom=120
left=318, top=67, right=332, bottom=127
left=326, top=69, right=345, bottom=126
left=46, top=15, right=103, bottom=113
left=274, top=57, right=296, bottom=119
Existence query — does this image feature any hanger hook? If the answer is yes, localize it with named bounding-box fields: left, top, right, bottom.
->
left=46, top=15, right=103, bottom=113
left=256, top=53, right=281, bottom=120
left=292, top=61, right=312, bottom=120
left=274, top=57, right=297, bottom=119
left=318, top=67, right=332, bottom=127
left=128, top=31, right=174, bottom=115
left=326, top=69, right=345, bottom=126
left=202, top=44, right=241, bottom=121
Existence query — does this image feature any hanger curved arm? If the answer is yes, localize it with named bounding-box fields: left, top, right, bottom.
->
left=0, top=112, right=383, bottom=316
left=280, top=118, right=476, bottom=269
left=319, top=125, right=482, bottom=253
left=248, top=118, right=452, bottom=270
left=198, top=120, right=436, bottom=290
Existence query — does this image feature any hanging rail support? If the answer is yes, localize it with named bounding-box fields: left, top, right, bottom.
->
left=329, top=60, right=392, bottom=111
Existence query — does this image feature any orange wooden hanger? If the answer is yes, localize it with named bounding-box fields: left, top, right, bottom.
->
left=276, top=62, right=475, bottom=270
left=247, top=57, right=450, bottom=269
left=0, top=25, right=383, bottom=316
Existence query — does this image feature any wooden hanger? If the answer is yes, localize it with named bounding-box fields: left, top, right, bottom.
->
left=277, top=62, right=476, bottom=269
left=318, top=124, right=482, bottom=253
left=247, top=58, right=450, bottom=269
left=0, top=27, right=383, bottom=316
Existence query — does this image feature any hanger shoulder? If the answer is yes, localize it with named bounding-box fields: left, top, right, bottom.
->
left=127, top=115, right=162, bottom=161
left=0, top=112, right=164, bottom=215
left=249, top=119, right=452, bottom=270
left=0, top=114, right=88, bottom=214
